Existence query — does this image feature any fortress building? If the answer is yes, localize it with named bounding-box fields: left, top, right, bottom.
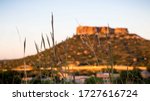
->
left=76, top=26, right=129, bottom=35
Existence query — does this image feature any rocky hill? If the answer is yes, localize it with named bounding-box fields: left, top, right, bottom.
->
left=0, top=26, right=150, bottom=70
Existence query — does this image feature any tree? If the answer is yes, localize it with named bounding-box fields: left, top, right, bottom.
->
left=0, top=71, right=21, bottom=84
left=114, top=69, right=143, bottom=84
left=85, top=76, right=103, bottom=84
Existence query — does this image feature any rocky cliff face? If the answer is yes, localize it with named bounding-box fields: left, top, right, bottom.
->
left=76, top=26, right=129, bottom=35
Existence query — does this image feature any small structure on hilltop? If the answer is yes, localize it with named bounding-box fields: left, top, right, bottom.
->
left=76, top=26, right=129, bottom=36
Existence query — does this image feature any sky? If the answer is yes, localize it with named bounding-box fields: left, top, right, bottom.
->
left=0, top=0, right=150, bottom=60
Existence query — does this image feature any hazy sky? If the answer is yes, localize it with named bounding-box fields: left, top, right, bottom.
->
left=0, top=0, right=150, bottom=59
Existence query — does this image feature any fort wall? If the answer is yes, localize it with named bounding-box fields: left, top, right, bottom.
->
left=76, top=26, right=129, bottom=35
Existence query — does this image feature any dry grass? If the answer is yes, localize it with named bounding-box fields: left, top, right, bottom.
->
left=11, top=65, right=146, bottom=72
left=62, top=65, right=146, bottom=72
left=12, top=65, right=33, bottom=71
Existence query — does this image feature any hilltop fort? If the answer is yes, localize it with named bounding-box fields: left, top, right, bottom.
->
left=76, top=26, right=129, bottom=35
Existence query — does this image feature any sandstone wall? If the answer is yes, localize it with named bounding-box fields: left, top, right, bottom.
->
left=100, top=27, right=114, bottom=34
left=76, top=26, right=129, bottom=35
left=114, top=28, right=128, bottom=35
left=76, top=26, right=97, bottom=35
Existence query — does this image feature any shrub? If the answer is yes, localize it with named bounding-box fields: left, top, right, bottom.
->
left=114, top=69, right=143, bottom=84
left=85, top=76, right=103, bottom=84
left=0, top=71, right=21, bottom=84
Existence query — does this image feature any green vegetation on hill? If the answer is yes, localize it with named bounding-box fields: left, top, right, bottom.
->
left=0, top=34, right=150, bottom=70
